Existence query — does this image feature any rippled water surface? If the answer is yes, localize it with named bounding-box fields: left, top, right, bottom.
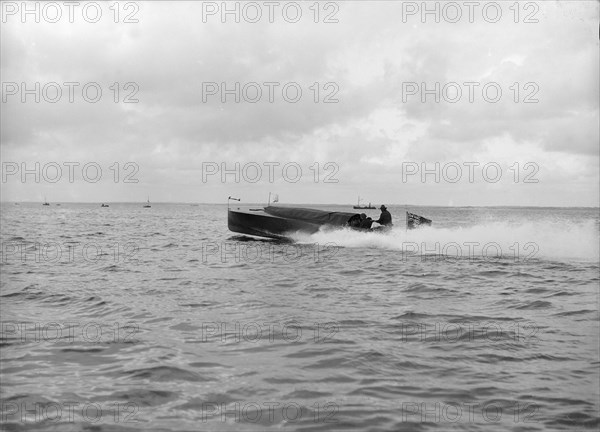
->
left=1, top=203, right=599, bottom=431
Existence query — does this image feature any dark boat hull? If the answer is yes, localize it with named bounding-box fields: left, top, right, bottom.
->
left=226, top=206, right=401, bottom=240
left=228, top=208, right=322, bottom=239
left=228, top=206, right=364, bottom=239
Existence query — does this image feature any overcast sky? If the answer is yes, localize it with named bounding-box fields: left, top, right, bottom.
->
left=1, top=1, right=598, bottom=206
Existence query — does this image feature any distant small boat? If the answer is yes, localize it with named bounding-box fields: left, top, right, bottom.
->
left=143, top=197, right=151, bottom=208
left=353, top=196, right=375, bottom=209
left=101, top=204, right=109, bottom=207
left=42, top=196, right=50, bottom=206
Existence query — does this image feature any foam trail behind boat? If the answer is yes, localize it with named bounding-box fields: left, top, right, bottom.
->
left=290, top=220, right=599, bottom=262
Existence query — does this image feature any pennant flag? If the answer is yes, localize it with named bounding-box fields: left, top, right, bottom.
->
left=272, top=194, right=279, bottom=203
left=406, top=212, right=432, bottom=229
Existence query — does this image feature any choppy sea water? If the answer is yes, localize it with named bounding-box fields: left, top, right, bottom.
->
left=0, top=203, right=598, bottom=431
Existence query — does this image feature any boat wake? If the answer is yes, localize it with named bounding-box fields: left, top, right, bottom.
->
left=291, top=220, right=599, bottom=262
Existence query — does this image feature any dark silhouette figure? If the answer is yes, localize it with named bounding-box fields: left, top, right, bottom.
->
left=348, top=214, right=362, bottom=228
left=359, top=213, right=374, bottom=229
left=374, top=205, right=392, bottom=226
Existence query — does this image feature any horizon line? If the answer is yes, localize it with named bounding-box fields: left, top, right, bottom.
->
left=2, top=201, right=598, bottom=209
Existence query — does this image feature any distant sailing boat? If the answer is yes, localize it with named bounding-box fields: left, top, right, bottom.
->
left=143, top=197, right=151, bottom=208
left=353, top=196, right=375, bottom=209
left=42, top=196, right=50, bottom=206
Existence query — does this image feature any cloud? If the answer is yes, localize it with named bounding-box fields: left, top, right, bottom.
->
left=1, top=1, right=598, bottom=206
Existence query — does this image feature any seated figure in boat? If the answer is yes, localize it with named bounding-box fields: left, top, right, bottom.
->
left=359, top=213, right=374, bottom=229
left=374, top=205, right=392, bottom=227
left=348, top=214, right=362, bottom=228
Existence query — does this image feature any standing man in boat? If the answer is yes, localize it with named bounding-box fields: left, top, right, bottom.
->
left=374, top=205, right=392, bottom=227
